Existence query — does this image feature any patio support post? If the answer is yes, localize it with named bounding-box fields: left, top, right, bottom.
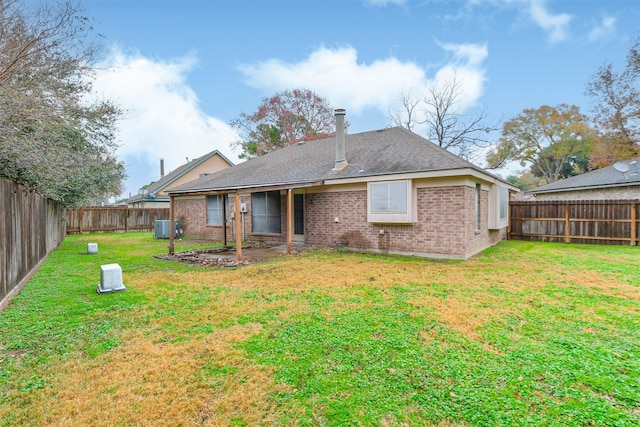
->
left=235, top=193, right=242, bottom=260
left=287, top=189, right=293, bottom=255
left=222, top=194, right=227, bottom=246
left=169, top=195, right=175, bottom=255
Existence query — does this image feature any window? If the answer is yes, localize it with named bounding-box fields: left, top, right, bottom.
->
left=206, top=194, right=229, bottom=225
left=488, top=184, right=509, bottom=230
left=252, top=191, right=281, bottom=233
left=499, top=187, right=509, bottom=220
left=475, top=184, right=481, bottom=230
left=368, top=180, right=412, bottom=223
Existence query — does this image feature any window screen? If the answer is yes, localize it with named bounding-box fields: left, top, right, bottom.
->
left=499, top=187, right=509, bottom=220
left=206, top=194, right=229, bottom=225
left=251, top=191, right=281, bottom=233
left=370, top=181, right=407, bottom=213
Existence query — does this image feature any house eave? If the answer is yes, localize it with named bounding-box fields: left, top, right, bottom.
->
left=169, top=167, right=518, bottom=197
left=325, top=168, right=518, bottom=190
left=169, top=180, right=324, bottom=197
left=127, top=197, right=170, bottom=204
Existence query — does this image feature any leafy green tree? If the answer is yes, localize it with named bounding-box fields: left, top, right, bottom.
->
left=586, top=37, right=640, bottom=167
left=505, top=172, right=544, bottom=191
left=486, top=104, right=595, bottom=184
left=529, top=149, right=590, bottom=181
left=231, top=88, right=337, bottom=159
left=0, top=0, right=125, bottom=207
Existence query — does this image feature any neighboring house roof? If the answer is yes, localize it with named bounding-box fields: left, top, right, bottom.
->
left=169, top=126, right=510, bottom=194
left=530, top=158, right=640, bottom=194
left=512, top=191, right=535, bottom=202
left=126, top=150, right=234, bottom=203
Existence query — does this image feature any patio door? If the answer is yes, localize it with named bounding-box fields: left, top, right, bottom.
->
left=293, top=194, right=304, bottom=241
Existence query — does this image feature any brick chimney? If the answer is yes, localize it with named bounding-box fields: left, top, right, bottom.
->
left=332, top=109, right=348, bottom=171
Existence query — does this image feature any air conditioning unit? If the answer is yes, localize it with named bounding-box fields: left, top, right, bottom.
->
left=154, top=220, right=179, bottom=239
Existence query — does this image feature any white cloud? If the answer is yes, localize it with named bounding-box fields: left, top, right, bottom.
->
left=588, top=16, right=616, bottom=42
left=438, top=41, right=488, bottom=67
left=239, top=46, right=426, bottom=114
left=92, top=47, right=241, bottom=196
left=238, top=43, right=487, bottom=116
left=435, top=42, right=488, bottom=110
left=527, top=0, right=572, bottom=42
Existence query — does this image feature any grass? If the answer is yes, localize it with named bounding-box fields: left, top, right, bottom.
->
left=0, top=233, right=638, bottom=426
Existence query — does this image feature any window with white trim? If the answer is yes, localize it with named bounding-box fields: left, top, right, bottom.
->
left=488, top=184, right=509, bottom=230
left=252, top=191, right=281, bottom=233
left=206, top=194, right=229, bottom=225
left=367, top=180, right=412, bottom=223
left=499, top=187, right=509, bottom=220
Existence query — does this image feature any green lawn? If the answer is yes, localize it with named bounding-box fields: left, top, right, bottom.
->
left=0, top=233, right=638, bottom=426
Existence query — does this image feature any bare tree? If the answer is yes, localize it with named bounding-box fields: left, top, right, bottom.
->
left=586, top=36, right=640, bottom=167
left=0, top=0, right=125, bottom=207
left=389, top=74, right=499, bottom=160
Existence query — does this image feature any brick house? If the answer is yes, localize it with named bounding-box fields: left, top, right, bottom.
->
left=530, top=159, right=640, bottom=201
left=168, top=110, right=516, bottom=259
left=125, top=150, right=233, bottom=208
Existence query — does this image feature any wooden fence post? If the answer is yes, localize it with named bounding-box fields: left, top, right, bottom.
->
left=564, top=203, right=570, bottom=243
left=631, top=202, right=637, bottom=246
left=125, top=206, right=129, bottom=232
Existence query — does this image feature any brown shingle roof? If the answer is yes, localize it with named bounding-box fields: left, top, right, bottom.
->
left=169, top=127, right=501, bottom=194
left=125, top=150, right=233, bottom=202
left=531, top=158, right=640, bottom=194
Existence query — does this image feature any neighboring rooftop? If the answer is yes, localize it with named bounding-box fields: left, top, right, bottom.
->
left=530, top=158, right=640, bottom=194
left=126, top=150, right=234, bottom=202
left=168, top=126, right=503, bottom=194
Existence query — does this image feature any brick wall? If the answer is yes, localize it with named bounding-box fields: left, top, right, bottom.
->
left=304, top=186, right=501, bottom=259
left=174, top=194, right=286, bottom=245
left=174, top=184, right=507, bottom=259
left=464, top=187, right=507, bottom=258
left=174, top=196, right=234, bottom=241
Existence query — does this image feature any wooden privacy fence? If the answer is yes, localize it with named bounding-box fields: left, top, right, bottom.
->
left=509, top=200, right=639, bottom=245
left=1, top=178, right=67, bottom=311
left=66, top=206, right=170, bottom=234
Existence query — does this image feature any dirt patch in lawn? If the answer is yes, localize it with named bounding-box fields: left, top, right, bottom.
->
left=155, top=243, right=313, bottom=267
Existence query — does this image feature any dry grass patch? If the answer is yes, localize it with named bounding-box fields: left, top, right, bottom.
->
left=38, top=324, right=289, bottom=426
left=1, top=235, right=638, bottom=426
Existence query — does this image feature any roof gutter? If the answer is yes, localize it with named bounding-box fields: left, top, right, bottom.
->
left=167, top=180, right=324, bottom=197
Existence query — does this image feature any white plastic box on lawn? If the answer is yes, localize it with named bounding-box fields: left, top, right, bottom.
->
left=97, top=263, right=126, bottom=294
